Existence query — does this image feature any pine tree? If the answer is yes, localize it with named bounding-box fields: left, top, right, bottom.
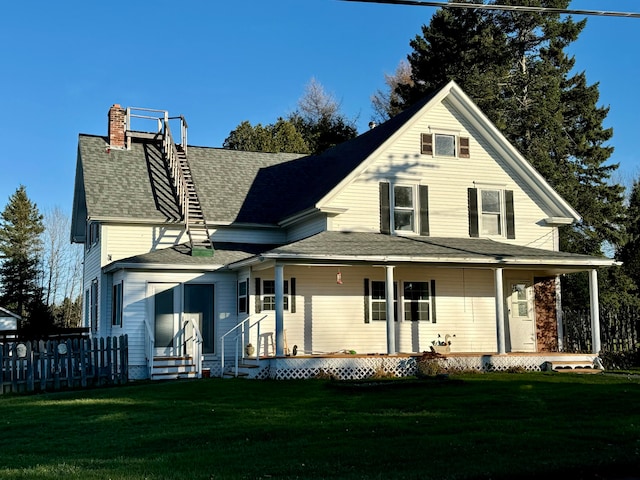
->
left=392, top=0, right=624, bottom=256
left=0, top=185, right=51, bottom=332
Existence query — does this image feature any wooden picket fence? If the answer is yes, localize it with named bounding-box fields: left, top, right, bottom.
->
left=0, top=335, right=128, bottom=394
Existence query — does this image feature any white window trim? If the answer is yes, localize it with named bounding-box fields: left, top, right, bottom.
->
left=238, top=280, right=248, bottom=314
left=370, top=280, right=398, bottom=322
left=390, top=182, right=420, bottom=236
left=261, top=279, right=290, bottom=311
left=368, top=279, right=434, bottom=323
left=478, top=188, right=505, bottom=238
left=402, top=280, right=432, bottom=322
left=428, top=127, right=463, bottom=158
left=112, top=281, right=123, bottom=327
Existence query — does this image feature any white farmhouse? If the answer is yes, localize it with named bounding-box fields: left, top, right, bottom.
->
left=71, top=82, right=612, bottom=380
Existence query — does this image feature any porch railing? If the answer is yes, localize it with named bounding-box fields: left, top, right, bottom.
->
left=181, top=318, right=203, bottom=378
left=144, top=316, right=155, bottom=379
left=220, top=314, right=268, bottom=378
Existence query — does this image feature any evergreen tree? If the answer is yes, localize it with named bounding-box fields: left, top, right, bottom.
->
left=223, top=118, right=310, bottom=154
left=392, top=0, right=624, bottom=256
left=619, top=180, right=640, bottom=290
left=224, top=79, right=357, bottom=155
left=0, top=185, right=52, bottom=333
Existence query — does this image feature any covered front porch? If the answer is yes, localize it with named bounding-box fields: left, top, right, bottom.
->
left=221, top=232, right=613, bottom=378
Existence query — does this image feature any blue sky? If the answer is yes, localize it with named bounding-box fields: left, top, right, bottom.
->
left=0, top=0, right=638, bottom=216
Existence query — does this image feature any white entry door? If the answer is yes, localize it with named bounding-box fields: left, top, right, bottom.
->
left=507, top=281, right=536, bottom=352
left=150, top=283, right=180, bottom=356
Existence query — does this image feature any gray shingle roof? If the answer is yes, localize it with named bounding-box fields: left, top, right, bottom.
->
left=77, top=92, right=436, bottom=226
left=107, top=242, right=280, bottom=270
left=258, top=231, right=613, bottom=267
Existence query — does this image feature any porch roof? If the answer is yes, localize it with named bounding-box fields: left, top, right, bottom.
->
left=229, top=231, right=615, bottom=273
left=103, top=242, right=279, bottom=272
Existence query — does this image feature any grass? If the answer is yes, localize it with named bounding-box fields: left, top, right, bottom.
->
left=0, top=373, right=638, bottom=479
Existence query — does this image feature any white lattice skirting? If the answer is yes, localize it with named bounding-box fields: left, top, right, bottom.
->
left=224, top=353, right=599, bottom=381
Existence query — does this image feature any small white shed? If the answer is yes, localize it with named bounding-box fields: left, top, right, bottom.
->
left=0, top=307, right=20, bottom=331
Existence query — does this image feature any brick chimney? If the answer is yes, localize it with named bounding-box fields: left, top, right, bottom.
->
left=108, top=104, right=126, bottom=149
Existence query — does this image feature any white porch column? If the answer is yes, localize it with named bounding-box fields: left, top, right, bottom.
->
left=494, top=268, right=506, bottom=355
left=589, top=268, right=601, bottom=354
left=385, top=265, right=396, bottom=355
left=275, top=263, right=285, bottom=356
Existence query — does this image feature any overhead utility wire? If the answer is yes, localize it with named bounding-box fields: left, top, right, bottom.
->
left=341, top=0, right=640, bottom=18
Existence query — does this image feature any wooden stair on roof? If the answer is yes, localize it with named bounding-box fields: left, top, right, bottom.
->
left=175, top=145, right=213, bottom=256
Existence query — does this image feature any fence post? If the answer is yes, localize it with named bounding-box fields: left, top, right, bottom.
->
left=26, top=341, right=34, bottom=393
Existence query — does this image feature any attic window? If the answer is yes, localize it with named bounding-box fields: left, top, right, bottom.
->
left=421, top=133, right=470, bottom=158
left=434, top=134, right=455, bottom=157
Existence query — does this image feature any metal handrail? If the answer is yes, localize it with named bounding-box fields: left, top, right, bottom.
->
left=220, top=314, right=268, bottom=378
left=144, top=317, right=155, bottom=379
left=182, top=318, right=203, bottom=378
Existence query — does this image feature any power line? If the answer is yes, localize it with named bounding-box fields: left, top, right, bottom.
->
left=340, top=0, right=640, bottom=19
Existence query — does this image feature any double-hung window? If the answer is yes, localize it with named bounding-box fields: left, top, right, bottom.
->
left=238, top=279, right=248, bottom=314
left=371, top=281, right=398, bottom=321
left=393, top=185, right=415, bottom=232
left=262, top=279, right=289, bottom=311
left=481, top=189, right=502, bottom=236
left=112, top=282, right=123, bottom=327
left=468, top=187, right=515, bottom=239
left=403, top=281, right=432, bottom=322
left=380, top=183, right=430, bottom=236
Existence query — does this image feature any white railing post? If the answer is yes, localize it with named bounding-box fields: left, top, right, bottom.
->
left=219, top=314, right=268, bottom=378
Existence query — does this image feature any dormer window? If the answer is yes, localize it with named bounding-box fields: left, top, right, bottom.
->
left=421, top=133, right=470, bottom=158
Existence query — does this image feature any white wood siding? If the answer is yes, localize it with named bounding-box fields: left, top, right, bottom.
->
left=286, top=215, right=327, bottom=243
left=102, top=225, right=187, bottom=265
left=256, top=265, right=500, bottom=355
left=325, top=99, right=557, bottom=251
left=210, top=227, right=286, bottom=244
left=120, top=270, right=238, bottom=373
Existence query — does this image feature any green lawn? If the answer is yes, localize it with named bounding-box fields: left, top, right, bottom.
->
left=0, top=373, right=638, bottom=479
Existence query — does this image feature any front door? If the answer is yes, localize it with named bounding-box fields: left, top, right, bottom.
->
left=507, top=281, right=536, bottom=352
left=151, top=283, right=180, bottom=356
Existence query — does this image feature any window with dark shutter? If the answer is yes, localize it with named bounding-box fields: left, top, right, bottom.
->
left=419, top=185, right=429, bottom=236
left=421, top=133, right=433, bottom=155
left=254, top=277, right=261, bottom=313
left=468, top=188, right=479, bottom=238
left=430, top=279, right=437, bottom=323
left=505, top=190, right=515, bottom=239
left=290, top=278, right=296, bottom=313
left=459, top=137, right=470, bottom=158
left=379, top=182, right=391, bottom=234
left=364, top=278, right=370, bottom=323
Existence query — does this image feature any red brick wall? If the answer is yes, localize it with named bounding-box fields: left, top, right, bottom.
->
left=535, top=277, right=558, bottom=352
left=108, top=104, right=126, bottom=149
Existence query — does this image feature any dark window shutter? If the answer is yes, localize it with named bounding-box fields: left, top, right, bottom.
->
left=468, top=188, right=479, bottom=238
left=236, top=281, right=240, bottom=315
left=419, top=185, right=430, bottom=236
left=430, top=279, right=437, bottom=323
left=379, top=182, right=390, bottom=234
left=459, top=137, right=470, bottom=158
left=421, top=133, right=433, bottom=155
left=290, top=277, right=296, bottom=313
left=505, top=190, right=516, bottom=239
left=254, top=277, right=261, bottom=313
left=364, top=278, right=370, bottom=324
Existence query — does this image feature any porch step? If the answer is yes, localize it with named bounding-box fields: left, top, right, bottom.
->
left=152, top=356, right=197, bottom=380
left=545, top=360, right=603, bottom=374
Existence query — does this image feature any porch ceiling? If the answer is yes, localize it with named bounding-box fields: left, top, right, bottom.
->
left=229, top=231, right=614, bottom=275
